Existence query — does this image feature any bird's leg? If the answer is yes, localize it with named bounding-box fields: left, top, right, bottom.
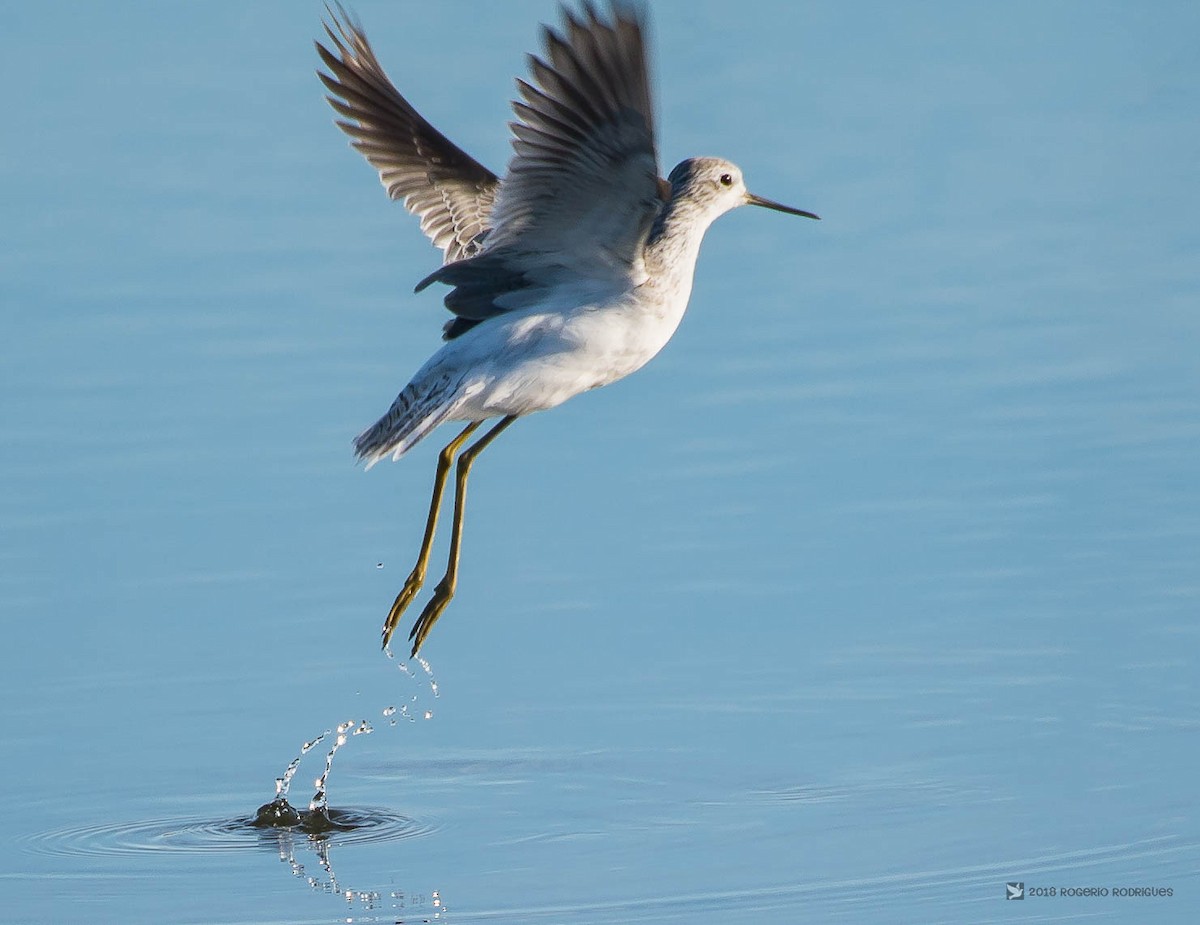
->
left=408, top=415, right=517, bottom=656
left=380, top=421, right=482, bottom=650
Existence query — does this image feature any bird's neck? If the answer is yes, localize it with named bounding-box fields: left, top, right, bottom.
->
left=642, top=195, right=718, bottom=299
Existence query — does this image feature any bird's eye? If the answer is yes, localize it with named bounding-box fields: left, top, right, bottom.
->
left=719, top=173, right=734, bottom=187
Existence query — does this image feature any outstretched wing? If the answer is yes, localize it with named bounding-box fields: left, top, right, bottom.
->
left=419, top=1, right=663, bottom=339
left=316, top=7, right=499, bottom=263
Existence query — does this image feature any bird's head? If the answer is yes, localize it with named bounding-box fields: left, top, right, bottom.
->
left=666, top=157, right=819, bottom=223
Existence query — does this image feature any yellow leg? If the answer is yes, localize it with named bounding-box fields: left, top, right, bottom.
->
left=380, top=421, right=482, bottom=650
left=408, top=415, right=517, bottom=656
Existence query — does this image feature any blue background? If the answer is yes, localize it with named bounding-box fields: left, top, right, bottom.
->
left=2, top=1, right=1197, bottom=922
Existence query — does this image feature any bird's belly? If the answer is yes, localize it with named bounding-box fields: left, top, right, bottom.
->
left=450, top=300, right=683, bottom=419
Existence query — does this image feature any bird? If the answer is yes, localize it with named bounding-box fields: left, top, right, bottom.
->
left=316, top=1, right=819, bottom=657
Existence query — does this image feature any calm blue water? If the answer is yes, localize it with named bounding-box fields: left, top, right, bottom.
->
left=3, top=2, right=1198, bottom=922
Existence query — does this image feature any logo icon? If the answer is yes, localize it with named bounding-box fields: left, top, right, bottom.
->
left=1006, top=882, right=1025, bottom=900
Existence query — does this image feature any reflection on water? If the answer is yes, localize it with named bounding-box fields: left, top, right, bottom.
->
left=256, top=813, right=449, bottom=922
left=21, top=808, right=437, bottom=857
left=23, top=808, right=447, bottom=921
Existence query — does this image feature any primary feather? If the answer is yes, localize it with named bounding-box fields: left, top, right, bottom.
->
left=316, top=6, right=499, bottom=264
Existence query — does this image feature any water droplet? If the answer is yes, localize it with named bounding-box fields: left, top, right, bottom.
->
left=382, top=706, right=397, bottom=717
left=302, top=733, right=328, bottom=754
left=423, top=710, right=433, bottom=720
left=376, top=562, right=384, bottom=569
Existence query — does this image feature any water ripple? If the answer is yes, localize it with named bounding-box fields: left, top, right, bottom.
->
left=21, top=807, right=437, bottom=859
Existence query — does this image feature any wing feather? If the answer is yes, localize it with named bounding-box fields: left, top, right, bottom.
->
left=420, top=1, right=663, bottom=338
left=316, top=6, right=499, bottom=263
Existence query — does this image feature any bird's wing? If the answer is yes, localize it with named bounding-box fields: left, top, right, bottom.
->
left=316, top=7, right=499, bottom=264
left=418, top=1, right=663, bottom=338
left=489, top=1, right=660, bottom=273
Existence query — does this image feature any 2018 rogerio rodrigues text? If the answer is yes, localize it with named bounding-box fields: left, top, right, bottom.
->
left=1005, top=882, right=1173, bottom=900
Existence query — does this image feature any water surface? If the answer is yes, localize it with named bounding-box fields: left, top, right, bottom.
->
left=2, top=1, right=1198, bottom=922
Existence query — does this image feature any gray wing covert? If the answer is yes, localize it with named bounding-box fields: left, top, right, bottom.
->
left=419, top=2, right=664, bottom=340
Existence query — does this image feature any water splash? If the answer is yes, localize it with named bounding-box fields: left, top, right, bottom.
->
left=384, top=648, right=440, bottom=720
left=257, top=655, right=442, bottom=833
left=275, top=731, right=330, bottom=801
left=415, top=654, right=440, bottom=699
left=309, top=719, right=361, bottom=814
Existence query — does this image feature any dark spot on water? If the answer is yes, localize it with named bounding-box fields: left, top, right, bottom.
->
left=251, top=797, right=303, bottom=828
left=250, top=798, right=378, bottom=835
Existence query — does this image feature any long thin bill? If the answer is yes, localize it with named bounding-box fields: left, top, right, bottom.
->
left=746, top=192, right=820, bottom=220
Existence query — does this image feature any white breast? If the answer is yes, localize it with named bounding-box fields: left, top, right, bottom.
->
left=439, top=279, right=694, bottom=421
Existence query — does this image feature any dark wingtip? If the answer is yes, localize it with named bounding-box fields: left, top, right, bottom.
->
left=414, top=268, right=443, bottom=293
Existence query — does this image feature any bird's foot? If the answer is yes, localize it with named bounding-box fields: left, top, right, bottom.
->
left=407, top=577, right=455, bottom=657
left=381, top=568, right=425, bottom=650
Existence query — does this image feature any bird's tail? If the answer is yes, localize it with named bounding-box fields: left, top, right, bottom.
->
left=354, top=376, right=462, bottom=469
